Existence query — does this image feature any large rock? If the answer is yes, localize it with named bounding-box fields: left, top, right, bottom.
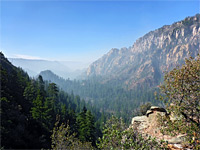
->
left=130, top=106, right=186, bottom=148
left=150, top=106, right=167, bottom=112
left=146, top=110, right=153, bottom=117
left=131, top=116, right=148, bottom=124
left=131, top=116, right=149, bottom=130
left=168, top=136, right=184, bottom=144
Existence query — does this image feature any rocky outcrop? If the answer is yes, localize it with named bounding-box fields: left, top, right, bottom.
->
left=129, top=106, right=187, bottom=149
left=146, top=106, right=167, bottom=117
left=86, top=14, right=200, bottom=89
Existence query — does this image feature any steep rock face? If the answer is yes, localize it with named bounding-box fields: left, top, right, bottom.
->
left=86, top=14, right=200, bottom=88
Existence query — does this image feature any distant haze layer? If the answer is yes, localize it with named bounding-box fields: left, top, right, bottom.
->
left=8, top=58, right=89, bottom=79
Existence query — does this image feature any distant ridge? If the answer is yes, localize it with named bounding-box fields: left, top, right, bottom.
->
left=8, top=58, right=87, bottom=79
left=86, top=14, right=200, bottom=89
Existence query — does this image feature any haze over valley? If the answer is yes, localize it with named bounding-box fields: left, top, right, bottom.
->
left=8, top=58, right=89, bottom=79
left=4, top=13, right=200, bottom=124
left=1, top=1, right=200, bottom=149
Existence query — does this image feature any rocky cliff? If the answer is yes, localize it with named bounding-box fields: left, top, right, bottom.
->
left=86, top=14, right=200, bottom=88
left=130, top=106, right=187, bottom=149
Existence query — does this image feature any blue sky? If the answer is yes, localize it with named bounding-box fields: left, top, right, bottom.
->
left=1, top=1, right=199, bottom=62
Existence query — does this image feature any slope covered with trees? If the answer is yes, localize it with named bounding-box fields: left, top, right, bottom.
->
left=40, top=14, right=199, bottom=124
left=0, top=52, right=105, bottom=149
left=95, top=54, right=200, bottom=150
left=40, top=70, right=159, bottom=124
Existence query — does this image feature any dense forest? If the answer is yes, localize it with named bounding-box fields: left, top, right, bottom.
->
left=0, top=52, right=108, bottom=149
left=1, top=52, right=200, bottom=149
left=40, top=70, right=161, bottom=123
left=0, top=52, right=168, bottom=149
left=1, top=11, right=199, bottom=149
left=1, top=52, right=159, bottom=149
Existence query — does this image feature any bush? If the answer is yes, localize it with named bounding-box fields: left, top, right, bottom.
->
left=97, top=116, right=168, bottom=149
left=51, top=120, right=93, bottom=149
left=158, top=55, right=200, bottom=149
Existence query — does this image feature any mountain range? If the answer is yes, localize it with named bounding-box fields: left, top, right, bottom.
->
left=86, top=14, right=200, bottom=89
left=35, top=14, right=200, bottom=122
left=8, top=58, right=89, bottom=79
left=8, top=14, right=200, bottom=89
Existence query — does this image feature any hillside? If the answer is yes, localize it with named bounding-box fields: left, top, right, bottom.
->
left=40, top=69, right=159, bottom=123
left=1, top=52, right=104, bottom=149
left=86, top=14, right=200, bottom=88
left=39, top=14, right=200, bottom=123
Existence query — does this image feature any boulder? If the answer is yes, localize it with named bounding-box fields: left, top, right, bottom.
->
left=150, top=106, right=167, bottom=112
left=167, top=134, right=186, bottom=144
left=130, top=106, right=186, bottom=148
left=146, top=110, right=153, bottom=117
left=131, top=116, right=149, bottom=130
left=131, top=116, right=148, bottom=124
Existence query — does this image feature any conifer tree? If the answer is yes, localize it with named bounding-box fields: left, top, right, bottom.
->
left=77, top=106, right=87, bottom=142
left=48, top=83, right=59, bottom=114
left=85, top=110, right=96, bottom=145
left=31, top=93, right=44, bottom=121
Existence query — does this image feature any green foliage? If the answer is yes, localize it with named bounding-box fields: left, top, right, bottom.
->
left=97, top=116, right=125, bottom=149
left=139, top=102, right=152, bottom=115
left=122, top=129, right=168, bottom=150
left=23, top=81, right=37, bottom=102
left=76, top=107, right=97, bottom=146
left=97, top=116, right=168, bottom=149
left=159, top=55, right=200, bottom=149
left=0, top=52, right=103, bottom=149
left=85, top=110, right=96, bottom=144
left=51, top=119, right=93, bottom=149
left=51, top=119, right=76, bottom=149
left=31, top=94, right=44, bottom=120
left=40, top=70, right=159, bottom=124
left=43, top=97, right=55, bottom=129
left=0, top=52, right=50, bottom=149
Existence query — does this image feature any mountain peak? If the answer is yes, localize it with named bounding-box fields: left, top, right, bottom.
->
left=86, top=14, right=200, bottom=89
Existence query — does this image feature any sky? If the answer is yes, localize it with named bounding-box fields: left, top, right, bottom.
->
left=1, top=0, right=199, bottom=63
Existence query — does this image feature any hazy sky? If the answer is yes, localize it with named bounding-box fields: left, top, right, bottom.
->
left=1, top=0, right=199, bottom=62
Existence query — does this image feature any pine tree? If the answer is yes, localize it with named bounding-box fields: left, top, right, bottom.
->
left=23, top=81, right=37, bottom=103
left=85, top=110, right=96, bottom=146
left=31, top=92, right=44, bottom=121
left=43, top=97, right=54, bottom=129
left=48, top=83, right=59, bottom=114
left=77, top=106, right=87, bottom=142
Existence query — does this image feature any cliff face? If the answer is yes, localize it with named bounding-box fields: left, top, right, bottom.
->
left=86, top=14, right=200, bottom=88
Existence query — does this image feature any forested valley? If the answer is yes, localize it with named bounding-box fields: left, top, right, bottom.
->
left=40, top=70, right=160, bottom=124
left=1, top=14, right=200, bottom=149
left=0, top=52, right=107, bottom=149
left=0, top=52, right=169, bottom=149
left=1, top=52, right=200, bottom=149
